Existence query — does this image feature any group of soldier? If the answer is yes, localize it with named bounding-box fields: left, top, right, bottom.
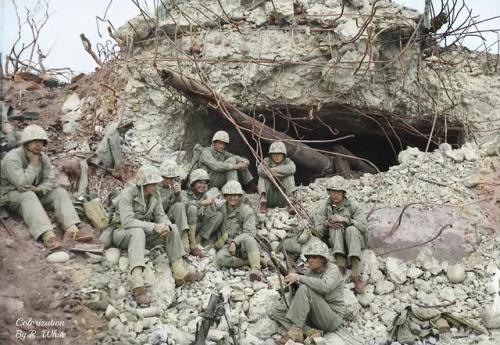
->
left=0, top=116, right=369, bottom=344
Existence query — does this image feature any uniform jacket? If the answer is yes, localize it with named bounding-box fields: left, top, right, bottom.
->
left=257, top=157, right=296, bottom=179
left=300, top=263, right=346, bottom=317
left=221, top=202, right=256, bottom=245
left=0, top=146, right=55, bottom=197
left=114, top=184, right=170, bottom=235
left=199, top=146, right=244, bottom=173
left=314, top=197, right=367, bottom=238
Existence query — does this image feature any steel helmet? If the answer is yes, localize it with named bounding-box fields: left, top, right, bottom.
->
left=325, top=176, right=348, bottom=193
left=302, top=238, right=330, bottom=261
left=21, top=124, right=48, bottom=144
left=269, top=141, right=287, bottom=156
left=189, top=168, right=209, bottom=185
left=212, top=130, right=230, bottom=144
left=221, top=180, right=244, bottom=195
left=135, top=165, right=163, bottom=186
left=159, top=159, right=178, bottom=177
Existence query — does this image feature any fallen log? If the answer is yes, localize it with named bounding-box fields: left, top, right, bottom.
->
left=159, top=69, right=334, bottom=176
left=332, top=144, right=378, bottom=174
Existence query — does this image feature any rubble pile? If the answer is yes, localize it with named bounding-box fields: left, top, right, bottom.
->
left=76, top=142, right=500, bottom=345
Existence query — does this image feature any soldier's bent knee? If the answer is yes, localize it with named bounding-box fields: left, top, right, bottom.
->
left=19, top=191, right=39, bottom=202
left=128, top=227, right=146, bottom=241
left=187, top=205, right=198, bottom=217
left=52, top=187, right=70, bottom=199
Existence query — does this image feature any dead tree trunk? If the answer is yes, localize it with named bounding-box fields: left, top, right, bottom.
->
left=332, top=145, right=378, bottom=174
left=159, top=69, right=334, bottom=176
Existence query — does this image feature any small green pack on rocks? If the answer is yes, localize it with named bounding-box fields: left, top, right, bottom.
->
left=389, top=305, right=488, bottom=344
left=83, top=198, right=109, bottom=230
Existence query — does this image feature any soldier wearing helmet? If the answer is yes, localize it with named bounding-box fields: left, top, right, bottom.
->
left=257, top=141, right=297, bottom=215
left=109, top=165, right=202, bottom=306
left=198, top=130, right=256, bottom=192
left=272, top=238, right=345, bottom=344
left=0, top=124, right=93, bottom=251
left=214, top=180, right=264, bottom=282
left=314, top=176, right=368, bottom=293
left=184, top=168, right=224, bottom=249
left=158, top=159, right=202, bottom=257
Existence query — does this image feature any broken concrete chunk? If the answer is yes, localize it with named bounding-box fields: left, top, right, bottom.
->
left=104, top=247, right=121, bottom=265
left=47, top=252, right=70, bottom=263
left=61, top=93, right=81, bottom=113
left=447, top=263, right=466, bottom=283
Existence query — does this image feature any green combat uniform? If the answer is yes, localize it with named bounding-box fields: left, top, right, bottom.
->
left=94, top=120, right=132, bottom=173
left=110, top=184, right=186, bottom=288
left=0, top=126, right=80, bottom=240
left=0, top=101, right=19, bottom=157
left=185, top=168, right=223, bottom=242
left=158, top=160, right=189, bottom=231
left=272, top=238, right=345, bottom=340
left=214, top=180, right=262, bottom=280
left=198, top=131, right=253, bottom=189
left=314, top=176, right=368, bottom=292
left=314, top=193, right=367, bottom=260
left=257, top=141, right=296, bottom=208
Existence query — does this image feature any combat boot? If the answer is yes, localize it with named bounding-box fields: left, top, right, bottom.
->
left=63, top=225, right=94, bottom=242
left=287, top=324, right=304, bottom=343
left=45, top=237, right=62, bottom=251
left=188, top=225, right=204, bottom=257
left=259, top=197, right=267, bottom=214
left=352, top=276, right=367, bottom=294
left=248, top=252, right=262, bottom=281
left=133, top=287, right=150, bottom=306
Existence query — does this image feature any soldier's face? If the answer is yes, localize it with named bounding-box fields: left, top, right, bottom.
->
left=213, top=141, right=226, bottom=152
left=143, top=183, right=159, bottom=195
left=25, top=140, right=45, bottom=154
left=225, top=194, right=241, bottom=207
left=328, top=190, right=344, bottom=204
left=193, top=180, right=208, bottom=193
left=163, top=177, right=174, bottom=186
left=306, top=255, right=326, bottom=271
left=270, top=153, right=285, bottom=164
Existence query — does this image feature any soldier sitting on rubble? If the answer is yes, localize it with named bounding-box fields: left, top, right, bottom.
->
left=108, top=165, right=202, bottom=306
left=185, top=168, right=224, bottom=254
left=314, top=176, right=368, bottom=293
left=257, top=141, right=297, bottom=215
left=272, top=238, right=345, bottom=344
left=198, top=130, right=257, bottom=192
left=158, top=159, right=203, bottom=257
left=0, top=125, right=94, bottom=250
left=214, top=180, right=265, bottom=281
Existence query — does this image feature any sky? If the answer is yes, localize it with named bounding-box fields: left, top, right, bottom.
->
left=0, top=0, right=499, bottom=74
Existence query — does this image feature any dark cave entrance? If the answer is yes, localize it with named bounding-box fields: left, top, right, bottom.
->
left=184, top=104, right=465, bottom=186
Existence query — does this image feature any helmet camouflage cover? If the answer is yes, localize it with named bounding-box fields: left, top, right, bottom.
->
left=212, top=130, right=230, bottom=144
left=189, top=168, right=209, bottom=185
left=159, top=159, right=178, bottom=177
left=268, top=141, right=287, bottom=156
left=135, top=165, right=163, bottom=186
left=325, top=176, right=348, bottom=193
left=21, top=124, right=48, bottom=144
left=221, top=180, right=244, bottom=195
left=302, top=237, right=330, bottom=261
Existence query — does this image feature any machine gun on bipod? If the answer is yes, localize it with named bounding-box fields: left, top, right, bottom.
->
left=192, top=292, right=239, bottom=345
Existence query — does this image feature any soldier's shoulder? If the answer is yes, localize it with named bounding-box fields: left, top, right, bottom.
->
left=2, top=147, right=23, bottom=162
left=240, top=203, right=254, bottom=215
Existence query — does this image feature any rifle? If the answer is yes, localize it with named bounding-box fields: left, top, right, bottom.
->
left=255, top=234, right=298, bottom=305
left=192, top=292, right=239, bottom=345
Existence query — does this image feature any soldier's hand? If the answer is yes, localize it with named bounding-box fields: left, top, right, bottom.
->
left=234, top=162, right=246, bottom=170
left=29, top=185, right=41, bottom=193
left=228, top=242, right=237, bottom=255
left=204, top=195, right=216, bottom=205
left=331, top=215, right=350, bottom=225
left=173, top=182, right=181, bottom=194
left=284, top=273, right=299, bottom=284
left=154, top=224, right=170, bottom=237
